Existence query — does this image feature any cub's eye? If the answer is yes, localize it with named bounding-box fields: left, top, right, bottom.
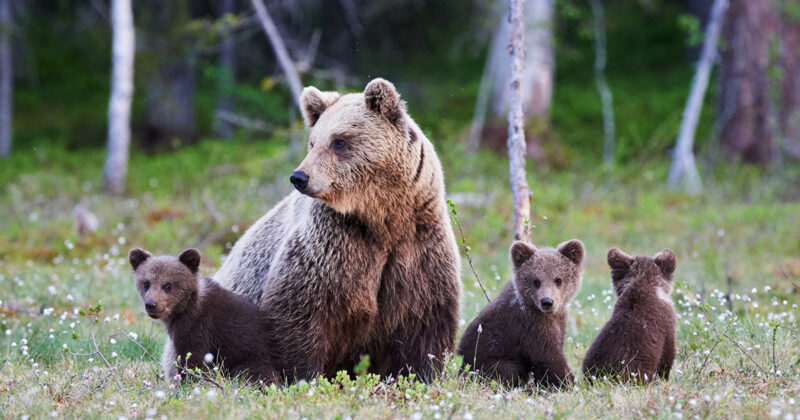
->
left=332, top=138, right=347, bottom=149
left=532, top=279, right=541, bottom=288
left=555, top=278, right=563, bottom=286
left=164, top=283, right=172, bottom=292
left=143, top=281, right=150, bottom=290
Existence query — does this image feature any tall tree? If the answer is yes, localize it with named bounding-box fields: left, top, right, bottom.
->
left=508, top=0, right=532, bottom=242
left=102, top=0, right=135, bottom=194
left=139, top=0, right=197, bottom=147
left=668, top=0, right=728, bottom=194
left=468, top=0, right=554, bottom=155
left=251, top=0, right=303, bottom=111
left=589, top=0, right=615, bottom=167
left=0, top=0, right=11, bottom=158
left=776, top=3, right=800, bottom=161
left=715, top=0, right=800, bottom=164
left=215, top=0, right=236, bottom=139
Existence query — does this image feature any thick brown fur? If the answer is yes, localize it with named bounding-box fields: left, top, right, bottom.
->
left=214, top=78, right=461, bottom=381
left=129, top=248, right=279, bottom=384
left=582, top=248, right=677, bottom=383
left=457, top=240, right=584, bottom=388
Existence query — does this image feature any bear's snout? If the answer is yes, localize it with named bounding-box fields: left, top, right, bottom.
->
left=144, top=300, right=162, bottom=318
left=540, top=297, right=554, bottom=312
left=290, top=170, right=310, bottom=193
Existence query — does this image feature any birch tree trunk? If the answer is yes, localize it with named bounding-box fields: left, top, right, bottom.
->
left=668, top=0, right=728, bottom=194
left=251, top=0, right=303, bottom=111
left=522, top=0, right=554, bottom=119
left=470, top=0, right=554, bottom=155
left=102, top=0, right=135, bottom=194
left=0, top=0, right=11, bottom=159
left=589, top=0, right=615, bottom=167
left=507, top=0, right=532, bottom=242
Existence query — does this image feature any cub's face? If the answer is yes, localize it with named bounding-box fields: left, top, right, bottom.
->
left=607, top=248, right=676, bottom=303
left=510, top=240, right=584, bottom=314
left=292, top=78, right=417, bottom=213
left=129, top=248, right=201, bottom=320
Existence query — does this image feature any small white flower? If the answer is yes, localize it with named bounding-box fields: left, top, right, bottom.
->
left=206, top=389, right=217, bottom=400
left=154, top=390, right=166, bottom=399
left=204, top=353, right=214, bottom=363
left=477, top=324, right=483, bottom=333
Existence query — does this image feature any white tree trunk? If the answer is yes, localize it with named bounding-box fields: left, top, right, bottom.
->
left=251, top=0, right=303, bottom=111
left=508, top=0, right=532, bottom=242
left=589, top=0, right=615, bottom=167
left=102, top=0, right=135, bottom=194
left=522, top=0, right=554, bottom=118
left=466, top=22, right=502, bottom=154
left=668, top=0, right=728, bottom=194
left=492, top=0, right=554, bottom=119
left=0, top=0, right=11, bottom=158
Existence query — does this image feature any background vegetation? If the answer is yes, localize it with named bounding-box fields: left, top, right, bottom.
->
left=0, top=0, right=799, bottom=418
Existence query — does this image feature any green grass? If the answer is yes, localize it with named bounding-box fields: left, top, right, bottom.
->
left=1, top=139, right=800, bottom=419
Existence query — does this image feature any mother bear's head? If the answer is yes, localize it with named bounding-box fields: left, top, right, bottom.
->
left=291, top=78, right=428, bottom=215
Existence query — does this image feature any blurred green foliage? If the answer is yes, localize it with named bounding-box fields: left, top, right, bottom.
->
left=7, top=0, right=723, bottom=165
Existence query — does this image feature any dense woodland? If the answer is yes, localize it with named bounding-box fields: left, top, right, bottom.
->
left=1, top=1, right=800, bottom=419
left=1, top=0, right=799, bottom=172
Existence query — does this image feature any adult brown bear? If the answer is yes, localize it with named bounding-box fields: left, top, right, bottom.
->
left=210, top=78, right=461, bottom=381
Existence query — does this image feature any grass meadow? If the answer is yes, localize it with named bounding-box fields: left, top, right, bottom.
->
left=1, top=138, right=800, bottom=419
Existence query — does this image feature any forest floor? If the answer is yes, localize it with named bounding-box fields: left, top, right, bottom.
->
left=1, top=139, right=800, bottom=419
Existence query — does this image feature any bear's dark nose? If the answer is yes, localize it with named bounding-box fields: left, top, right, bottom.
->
left=144, top=300, right=157, bottom=313
left=540, top=298, right=553, bottom=310
left=290, top=170, right=309, bottom=192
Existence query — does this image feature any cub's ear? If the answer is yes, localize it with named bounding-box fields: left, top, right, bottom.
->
left=607, top=247, right=633, bottom=278
left=654, top=248, right=676, bottom=280
left=300, top=86, right=340, bottom=128
left=129, top=248, right=152, bottom=271
left=364, top=78, right=405, bottom=128
left=557, top=239, right=585, bottom=265
left=510, top=241, right=536, bottom=269
left=178, top=248, right=201, bottom=274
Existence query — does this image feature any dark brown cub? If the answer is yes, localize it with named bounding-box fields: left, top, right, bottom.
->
left=129, top=248, right=279, bottom=384
left=457, top=239, right=584, bottom=388
left=582, top=248, right=677, bottom=383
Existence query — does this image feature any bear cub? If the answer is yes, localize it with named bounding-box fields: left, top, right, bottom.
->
left=129, top=248, right=279, bottom=384
left=582, top=248, right=677, bottom=383
left=457, top=239, right=584, bottom=388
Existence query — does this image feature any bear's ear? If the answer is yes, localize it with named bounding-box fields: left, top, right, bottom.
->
left=300, top=86, right=340, bottom=128
left=178, top=248, right=201, bottom=274
left=129, top=248, right=152, bottom=271
left=364, top=78, right=406, bottom=129
left=607, top=247, right=633, bottom=279
left=510, top=241, right=536, bottom=269
left=654, top=248, right=676, bottom=280
left=557, top=239, right=585, bottom=265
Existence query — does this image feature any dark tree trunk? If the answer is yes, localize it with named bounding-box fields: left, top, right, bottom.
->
left=144, top=60, right=196, bottom=147
left=779, top=11, right=800, bottom=160
left=718, top=0, right=775, bottom=164
left=214, top=0, right=235, bottom=139
left=0, top=0, right=11, bottom=158
left=139, top=0, right=197, bottom=148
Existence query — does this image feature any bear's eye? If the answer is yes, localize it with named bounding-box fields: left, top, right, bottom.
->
left=555, top=277, right=563, bottom=286
left=164, top=283, right=172, bottom=292
left=332, top=138, right=347, bottom=150
left=532, top=279, right=541, bottom=288
left=143, top=281, right=150, bottom=290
